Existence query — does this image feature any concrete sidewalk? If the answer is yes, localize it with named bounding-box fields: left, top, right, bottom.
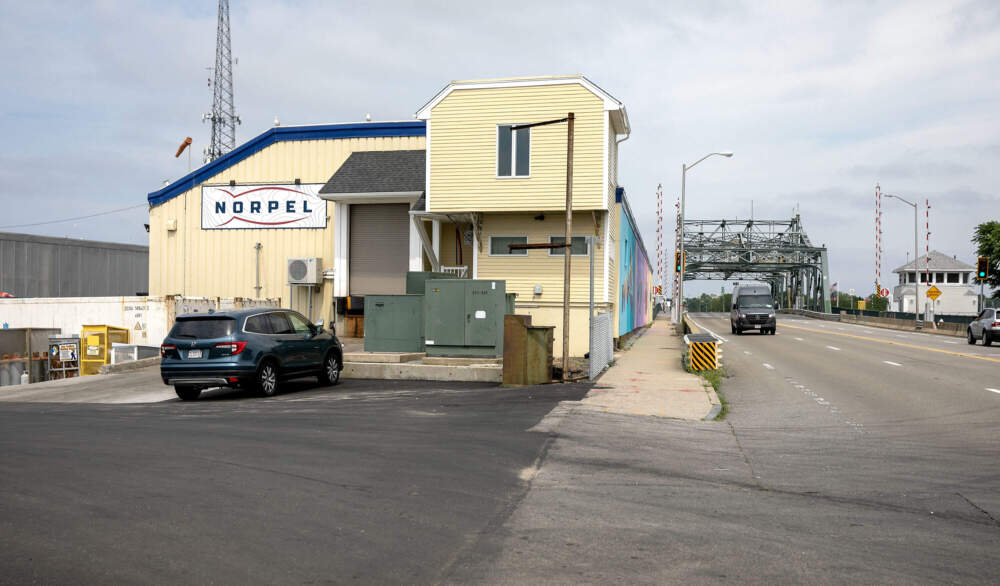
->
left=580, top=316, right=720, bottom=420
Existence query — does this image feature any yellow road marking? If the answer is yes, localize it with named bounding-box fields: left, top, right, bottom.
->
left=780, top=322, right=1000, bottom=364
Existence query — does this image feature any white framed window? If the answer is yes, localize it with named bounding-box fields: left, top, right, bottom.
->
left=497, top=125, right=530, bottom=177
left=548, top=235, right=589, bottom=256
left=489, top=235, right=528, bottom=256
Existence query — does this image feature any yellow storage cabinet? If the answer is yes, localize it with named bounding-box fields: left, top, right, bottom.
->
left=80, top=325, right=130, bottom=376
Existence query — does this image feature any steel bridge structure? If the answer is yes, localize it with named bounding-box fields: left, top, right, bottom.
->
left=681, top=215, right=831, bottom=312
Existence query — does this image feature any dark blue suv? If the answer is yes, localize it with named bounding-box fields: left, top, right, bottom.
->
left=160, top=308, right=343, bottom=401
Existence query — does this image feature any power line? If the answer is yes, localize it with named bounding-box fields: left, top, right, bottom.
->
left=0, top=204, right=147, bottom=230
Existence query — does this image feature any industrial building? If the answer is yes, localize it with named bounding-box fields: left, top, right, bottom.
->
left=146, top=76, right=652, bottom=355
left=0, top=232, right=148, bottom=298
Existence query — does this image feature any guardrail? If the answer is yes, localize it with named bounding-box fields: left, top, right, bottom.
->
left=781, top=308, right=966, bottom=337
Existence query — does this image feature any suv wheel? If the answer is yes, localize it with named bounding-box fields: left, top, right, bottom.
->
left=984, top=332, right=993, bottom=347
left=967, top=329, right=976, bottom=345
left=175, top=385, right=201, bottom=401
left=318, top=352, right=341, bottom=386
left=256, top=361, right=279, bottom=397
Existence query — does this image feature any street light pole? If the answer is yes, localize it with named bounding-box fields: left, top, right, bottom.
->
left=677, top=151, right=733, bottom=321
left=885, top=194, right=920, bottom=328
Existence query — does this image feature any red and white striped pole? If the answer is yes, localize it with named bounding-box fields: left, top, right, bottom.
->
left=875, top=183, right=883, bottom=296
left=925, top=199, right=931, bottom=318
left=655, top=183, right=663, bottom=294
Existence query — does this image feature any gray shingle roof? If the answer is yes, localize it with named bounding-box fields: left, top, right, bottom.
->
left=319, top=150, right=425, bottom=195
left=892, top=250, right=975, bottom=272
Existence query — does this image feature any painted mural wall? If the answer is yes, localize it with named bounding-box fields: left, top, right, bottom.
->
left=618, top=197, right=653, bottom=336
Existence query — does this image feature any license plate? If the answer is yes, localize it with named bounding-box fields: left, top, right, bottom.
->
left=187, top=349, right=203, bottom=359
left=750, top=324, right=759, bottom=329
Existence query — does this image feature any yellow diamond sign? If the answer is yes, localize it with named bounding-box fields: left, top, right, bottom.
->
left=926, top=285, right=942, bottom=300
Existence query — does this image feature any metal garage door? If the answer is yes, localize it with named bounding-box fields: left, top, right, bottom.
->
left=349, top=203, right=409, bottom=295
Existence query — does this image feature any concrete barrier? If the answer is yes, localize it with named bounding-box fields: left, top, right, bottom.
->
left=99, top=356, right=161, bottom=375
left=343, top=362, right=502, bottom=383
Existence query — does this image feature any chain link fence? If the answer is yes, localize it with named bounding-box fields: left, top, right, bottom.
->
left=589, top=312, right=613, bottom=380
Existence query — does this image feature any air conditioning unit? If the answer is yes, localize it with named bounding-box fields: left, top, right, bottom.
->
left=287, top=258, right=322, bottom=285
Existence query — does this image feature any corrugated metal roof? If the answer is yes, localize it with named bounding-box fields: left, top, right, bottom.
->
left=147, top=121, right=426, bottom=207
left=319, top=150, right=425, bottom=195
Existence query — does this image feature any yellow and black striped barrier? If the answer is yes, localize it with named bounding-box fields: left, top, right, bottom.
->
left=686, top=333, right=718, bottom=371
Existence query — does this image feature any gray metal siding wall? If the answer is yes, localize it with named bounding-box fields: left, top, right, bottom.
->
left=0, top=233, right=149, bottom=297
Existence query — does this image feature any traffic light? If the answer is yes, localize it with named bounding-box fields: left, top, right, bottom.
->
left=674, top=251, right=686, bottom=273
left=977, top=256, right=990, bottom=281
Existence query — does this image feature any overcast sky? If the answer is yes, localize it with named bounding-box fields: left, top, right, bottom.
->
left=1, top=0, right=997, bottom=297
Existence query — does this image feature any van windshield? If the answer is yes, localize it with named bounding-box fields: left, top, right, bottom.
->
left=738, top=295, right=772, bottom=309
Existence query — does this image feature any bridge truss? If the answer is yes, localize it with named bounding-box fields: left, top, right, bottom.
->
left=682, top=215, right=831, bottom=312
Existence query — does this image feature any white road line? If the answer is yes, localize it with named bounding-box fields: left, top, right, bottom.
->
left=944, top=341, right=959, bottom=344
left=826, top=345, right=841, bottom=351
left=744, top=350, right=752, bottom=355
left=686, top=317, right=729, bottom=343
left=883, top=361, right=902, bottom=367
left=794, top=337, right=804, bottom=341
left=987, top=388, right=1000, bottom=395
left=762, top=363, right=775, bottom=370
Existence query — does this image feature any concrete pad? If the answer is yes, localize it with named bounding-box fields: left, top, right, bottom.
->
left=343, top=352, right=424, bottom=363
left=421, top=356, right=502, bottom=366
left=0, top=366, right=176, bottom=404
left=581, top=317, right=718, bottom=420
left=342, top=362, right=502, bottom=383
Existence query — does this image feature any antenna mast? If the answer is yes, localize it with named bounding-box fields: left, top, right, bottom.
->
left=203, top=0, right=239, bottom=162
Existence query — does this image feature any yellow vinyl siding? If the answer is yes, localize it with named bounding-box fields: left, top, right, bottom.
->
left=477, top=212, right=608, bottom=306
left=608, top=201, right=620, bottom=306
left=607, top=129, right=618, bottom=207
left=428, top=84, right=606, bottom=212
left=148, top=135, right=425, bottom=325
left=437, top=221, right=473, bottom=273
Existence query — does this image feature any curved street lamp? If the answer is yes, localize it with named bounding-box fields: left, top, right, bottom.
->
left=677, top=152, right=733, bottom=320
left=884, top=194, right=921, bottom=327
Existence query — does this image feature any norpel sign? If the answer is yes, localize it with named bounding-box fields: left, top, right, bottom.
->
left=201, top=184, right=326, bottom=229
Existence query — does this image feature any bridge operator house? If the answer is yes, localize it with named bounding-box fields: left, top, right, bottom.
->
left=146, top=76, right=652, bottom=356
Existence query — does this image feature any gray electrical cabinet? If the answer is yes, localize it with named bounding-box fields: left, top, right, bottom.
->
left=424, top=279, right=506, bottom=357
left=405, top=271, right=456, bottom=295
left=363, top=295, right=424, bottom=352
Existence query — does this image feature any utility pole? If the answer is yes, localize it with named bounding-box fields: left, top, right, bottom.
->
left=507, top=114, right=575, bottom=382
left=203, top=0, right=240, bottom=162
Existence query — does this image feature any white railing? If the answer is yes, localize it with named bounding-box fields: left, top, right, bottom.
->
left=440, top=266, right=468, bottom=278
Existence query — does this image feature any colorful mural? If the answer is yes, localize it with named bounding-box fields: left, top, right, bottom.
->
left=617, top=189, right=653, bottom=336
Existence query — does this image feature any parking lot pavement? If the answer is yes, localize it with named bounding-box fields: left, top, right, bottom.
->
left=0, top=378, right=590, bottom=585
left=0, top=366, right=177, bottom=403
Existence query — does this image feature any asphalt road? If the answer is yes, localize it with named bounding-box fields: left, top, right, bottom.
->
left=2, top=315, right=998, bottom=584
left=0, top=379, right=589, bottom=584
left=445, top=314, right=1000, bottom=584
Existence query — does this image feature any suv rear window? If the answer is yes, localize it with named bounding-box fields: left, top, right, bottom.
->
left=169, top=317, right=236, bottom=339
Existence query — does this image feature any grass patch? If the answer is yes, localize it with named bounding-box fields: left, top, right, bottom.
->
left=694, top=366, right=729, bottom=420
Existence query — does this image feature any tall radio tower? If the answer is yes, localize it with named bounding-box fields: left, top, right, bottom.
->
left=203, top=0, right=239, bottom=162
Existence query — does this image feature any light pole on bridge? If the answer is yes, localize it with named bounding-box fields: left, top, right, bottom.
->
left=677, top=151, right=733, bottom=322
left=884, top=194, right=921, bottom=328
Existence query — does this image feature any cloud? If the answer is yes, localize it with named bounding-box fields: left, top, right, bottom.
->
left=0, top=0, right=997, bottom=298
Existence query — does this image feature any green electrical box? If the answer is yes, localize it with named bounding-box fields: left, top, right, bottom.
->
left=424, top=279, right=507, bottom=357
left=363, top=295, right=424, bottom=353
left=405, top=271, right=456, bottom=295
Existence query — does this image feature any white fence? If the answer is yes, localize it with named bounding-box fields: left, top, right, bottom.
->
left=589, top=312, right=614, bottom=380
left=0, top=296, right=279, bottom=348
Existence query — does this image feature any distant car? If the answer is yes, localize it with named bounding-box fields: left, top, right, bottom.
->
left=730, top=284, right=777, bottom=335
left=160, top=308, right=343, bottom=401
left=967, top=308, right=998, bottom=347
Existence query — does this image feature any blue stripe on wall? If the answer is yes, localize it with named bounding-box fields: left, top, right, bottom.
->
left=147, top=121, right=426, bottom=206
